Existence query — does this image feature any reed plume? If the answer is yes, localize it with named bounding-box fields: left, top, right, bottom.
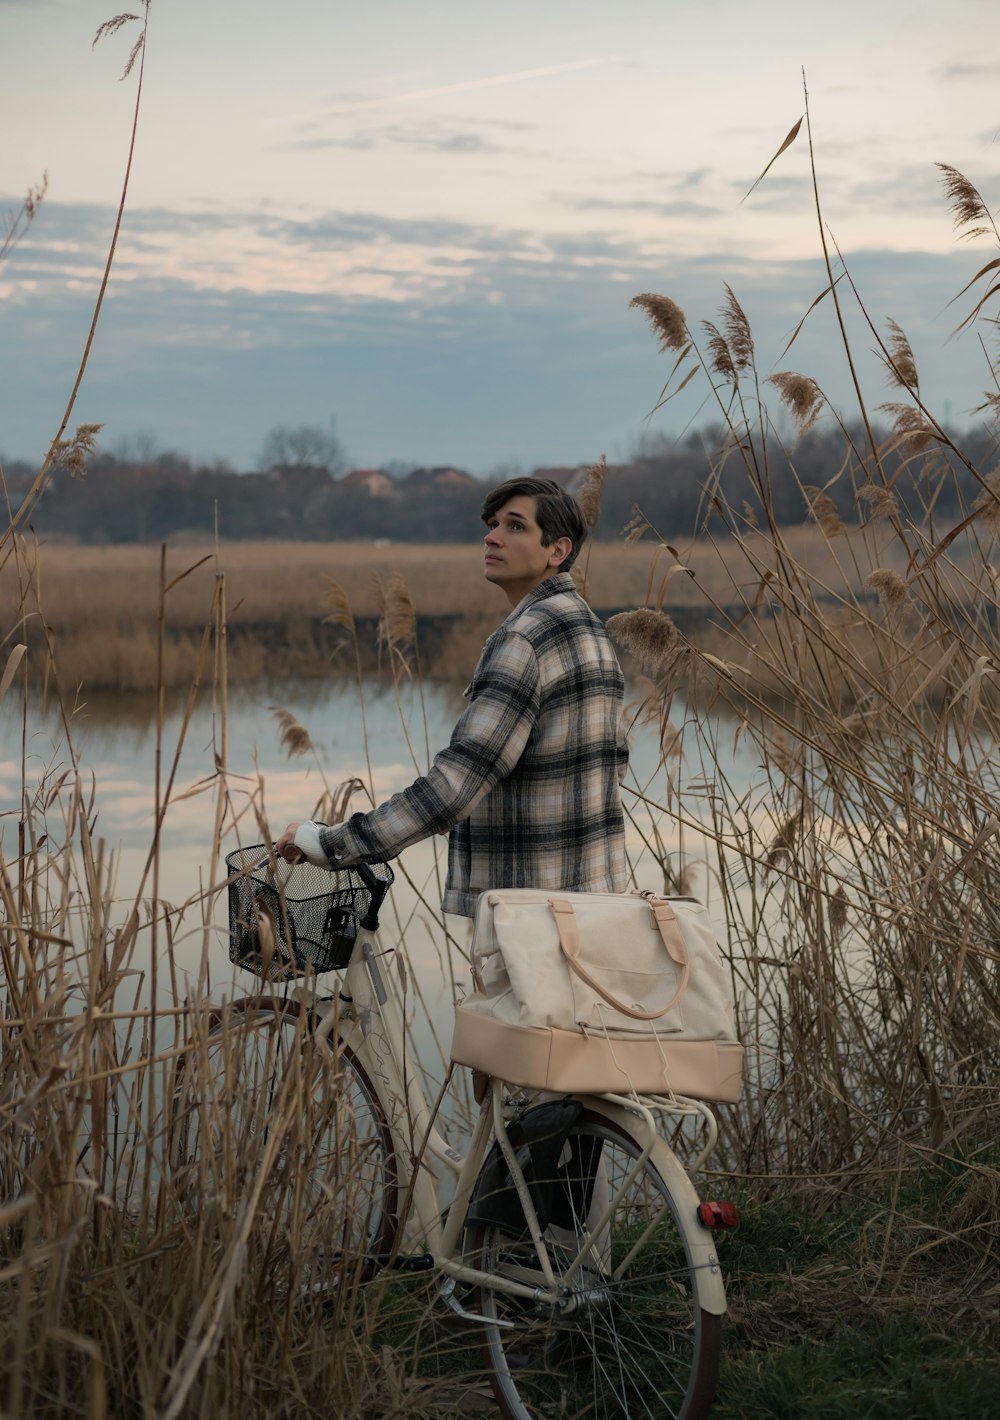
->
left=857, top=482, right=898, bottom=519
left=0, top=172, right=48, bottom=263
left=660, top=721, right=683, bottom=759
left=721, top=285, right=755, bottom=372
left=577, top=455, right=607, bottom=530
left=768, top=371, right=824, bottom=433
left=702, top=320, right=737, bottom=383
left=269, top=705, right=314, bottom=757
left=376, top=571, right=417, bottom=657
left=93, top=5, right=148, bottom=81
left=936, top=162, right=995, bottom=240
left=973, top=468, right=1000, bottom=528
left=879, top=402, right=937, bottom=452
left=623, top=509, right=654, bottom=544
left=629, top=293, right=689, bottom=353
left=865, top=568, right=909, bottom=607
left=802, top=486, right=845, bottom=536
left=764, top=809, right=803, bottom=870
left=828, top=884, right=848, bottom=939
left=978, top=390, right=1000, bottom=425
left=322, top=577, right=356, bottom=631
left=51, top=422, right=103, bottom=480
left=882, top=318, right=919, bottom=392
left=606, top=608, right=682, bottom=676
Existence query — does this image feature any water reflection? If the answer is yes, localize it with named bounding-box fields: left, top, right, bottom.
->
left=1, top=677, right=761, bottom=1088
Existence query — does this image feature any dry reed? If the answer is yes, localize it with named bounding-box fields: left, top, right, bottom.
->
left=623, top=132, right=1000, bottom=1330
left=0, top=568, right=486, bottom=1415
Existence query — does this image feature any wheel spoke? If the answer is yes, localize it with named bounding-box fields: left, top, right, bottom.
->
left=474, top=1110, right=719, bottom=1420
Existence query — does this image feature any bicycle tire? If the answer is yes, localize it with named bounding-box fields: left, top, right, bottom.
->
left=471, top=1108, right=721, bottom=1420
left=168, top=997, right=398, bottom=1286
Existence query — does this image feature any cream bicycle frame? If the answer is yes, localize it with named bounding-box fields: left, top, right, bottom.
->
left=293, top=919, right=728, bottom=1317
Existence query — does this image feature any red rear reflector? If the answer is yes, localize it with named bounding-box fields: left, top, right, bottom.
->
left=697, top=1201, right=740, bottom=1230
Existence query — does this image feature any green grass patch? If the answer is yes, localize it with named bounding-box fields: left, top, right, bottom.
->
left=715, top=1317, right=1000, bottom=1420
left=712, top=1163, right=1000, bottom=1419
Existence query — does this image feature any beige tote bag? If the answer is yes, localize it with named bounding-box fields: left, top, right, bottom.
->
left=450, top=890, right=743, bottom=1100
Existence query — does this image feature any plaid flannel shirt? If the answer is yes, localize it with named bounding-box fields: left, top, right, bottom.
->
left=318, top=573, right=628, bottom=917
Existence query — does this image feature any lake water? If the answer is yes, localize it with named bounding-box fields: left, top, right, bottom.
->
left=0, top=677, right=763, bottom=1086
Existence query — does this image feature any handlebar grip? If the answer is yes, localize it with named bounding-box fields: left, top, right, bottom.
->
left=353, top=861, right=383, bottom=895
left=353, top=860, right=388, bottom=931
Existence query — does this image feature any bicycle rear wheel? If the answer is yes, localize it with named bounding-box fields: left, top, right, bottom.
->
left=472, top=1108, right=720, bottom=1420
left=168, top=997, right=397, bottom=1286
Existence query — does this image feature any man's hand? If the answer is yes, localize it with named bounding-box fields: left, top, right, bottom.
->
left=275, top=822, right=305, bottom=864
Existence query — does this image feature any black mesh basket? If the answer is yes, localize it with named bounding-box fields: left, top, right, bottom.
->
left=226, top=846, right=393, bottom=980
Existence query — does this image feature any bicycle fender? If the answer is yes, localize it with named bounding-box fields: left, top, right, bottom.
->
left=584, top=1096, right=728, bottom=1317
left=466, top=1097, right=584, bottom=1236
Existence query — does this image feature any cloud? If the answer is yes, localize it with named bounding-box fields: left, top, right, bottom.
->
left=845, top=163, right=956, bottom=216
left=551, top=163, right=726, bottom=221
left=5, top=198, right=698, bottom=314
left=558, top=194, right=720, bottom=219
left=646, top=166, right=713, bottom=191
left=316, top=89, right=371, bottom=108
left=0, top=197, right=992, bottom=475
left=935, top=61, right=1000, bottom=81
left=725, top=172, right=812, bottom=212
left=283, top=121, right=507, bottom=156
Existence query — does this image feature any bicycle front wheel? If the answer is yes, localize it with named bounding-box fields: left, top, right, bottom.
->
left=472, top=1108, right=721, bottom=1420
left=168, top=997, right=397, bottom=1286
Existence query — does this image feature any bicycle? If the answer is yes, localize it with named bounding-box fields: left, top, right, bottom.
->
left=168, top=846, right=740, bottom=1420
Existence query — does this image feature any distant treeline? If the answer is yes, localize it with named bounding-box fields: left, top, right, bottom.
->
left=4, top=422, right=995, bottom=543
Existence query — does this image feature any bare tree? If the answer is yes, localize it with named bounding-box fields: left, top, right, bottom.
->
left=257, top=423, right=346, bottom=475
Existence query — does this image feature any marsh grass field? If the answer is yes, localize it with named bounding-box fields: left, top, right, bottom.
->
left=3, top=524, right=919, bottom=695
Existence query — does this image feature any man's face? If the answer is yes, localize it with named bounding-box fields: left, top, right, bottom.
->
left=483, top=495, right=570, bottom=606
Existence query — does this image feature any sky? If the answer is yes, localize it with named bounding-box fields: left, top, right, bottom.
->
left=2, top=0, right=999, bottom=476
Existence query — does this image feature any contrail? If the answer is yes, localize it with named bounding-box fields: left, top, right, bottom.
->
left=322, top=60, right=604, bottom=117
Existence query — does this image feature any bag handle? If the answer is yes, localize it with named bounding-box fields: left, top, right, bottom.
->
left=548, top=897, right=690, bottom=1021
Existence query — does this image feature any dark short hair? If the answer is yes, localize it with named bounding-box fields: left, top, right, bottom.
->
left=481, top=477, right=588, bottom=572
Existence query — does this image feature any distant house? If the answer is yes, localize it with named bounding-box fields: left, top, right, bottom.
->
left=401, top=466, right=478, bottom=493
left=340, top=468, right=400, bottom=498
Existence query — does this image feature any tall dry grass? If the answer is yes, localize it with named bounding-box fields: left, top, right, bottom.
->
left=0, top=554, right=487, bottom=1416
left=0, top=9, right=480, bottom=1412
left=615, top=101, right=1000, bottom=1325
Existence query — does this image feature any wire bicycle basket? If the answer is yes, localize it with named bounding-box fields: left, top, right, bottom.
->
left=226, top=845, right=394, bottom=980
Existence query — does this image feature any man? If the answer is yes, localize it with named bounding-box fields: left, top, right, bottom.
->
left=276, top=476, right=628, bottom=916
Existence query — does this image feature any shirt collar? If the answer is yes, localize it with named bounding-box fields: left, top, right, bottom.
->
left=502, top=572, right=577, bottom=627
left=464, top=573, right=579, bottom=696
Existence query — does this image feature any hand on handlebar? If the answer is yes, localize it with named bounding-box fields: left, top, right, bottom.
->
left=275, top=822, right=306, bottom=865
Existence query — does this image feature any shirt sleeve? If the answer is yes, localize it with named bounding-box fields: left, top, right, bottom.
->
left=293, top=820, right=328, bottom=866
left=317, top=631, right=540, bottom=867
left=616, top=705, right=630, bottom=784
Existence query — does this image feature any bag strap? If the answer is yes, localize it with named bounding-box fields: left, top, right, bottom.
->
left=548, top=897, right=690, bottom=1021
